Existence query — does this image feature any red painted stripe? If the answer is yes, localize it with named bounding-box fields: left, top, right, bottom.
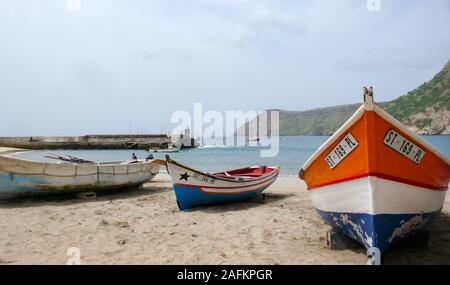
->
left=176, top=171, right=279, bottom=189
left=168, top=159, right=280, bottom=183
left=199, top=179, right=277, bottom=195
left=308, top=172, right=448, bottom=191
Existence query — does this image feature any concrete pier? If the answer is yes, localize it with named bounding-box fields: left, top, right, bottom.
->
left=0, top=134, right=172, bottom=150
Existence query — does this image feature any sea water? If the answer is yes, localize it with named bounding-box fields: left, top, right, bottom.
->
left=13, top=136, right=450, bottom=176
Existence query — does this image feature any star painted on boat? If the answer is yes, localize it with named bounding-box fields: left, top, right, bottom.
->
left=179, top=172, right=190, bottom=181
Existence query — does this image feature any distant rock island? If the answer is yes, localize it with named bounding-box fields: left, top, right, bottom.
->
left=242, top=59, right=449, bottom=136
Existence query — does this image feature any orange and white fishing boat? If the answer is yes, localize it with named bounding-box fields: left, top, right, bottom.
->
left=299, top=87, right=450, bottom=254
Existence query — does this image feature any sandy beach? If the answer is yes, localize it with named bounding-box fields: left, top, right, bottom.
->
left=0, top=172, right=449, bottom=265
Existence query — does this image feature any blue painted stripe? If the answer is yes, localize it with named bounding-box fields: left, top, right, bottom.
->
left=316, top=208, right=441, bottom=253
left=173, top=185, right=267, bottom=210
left=0, top=172, right=146, bottom=199
left=0, top=173, right=57, bottom=198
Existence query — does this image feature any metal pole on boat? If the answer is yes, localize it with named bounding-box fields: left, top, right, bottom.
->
left=363, top=86, right=374, bottom=110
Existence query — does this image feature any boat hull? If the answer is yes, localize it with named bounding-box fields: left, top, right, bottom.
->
left=173, top=184, right=269, bottom=210
left=316, top=209, right=441, bottom=254
left=166, top=158, right=280, bottom=210
left=0, top=156, right=160, bottom=199
left=300, top=91, right=450, bottom=255
left=310, top=175, right=446, bottom=253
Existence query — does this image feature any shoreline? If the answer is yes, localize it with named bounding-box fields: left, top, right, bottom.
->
left=0, top=174, right=449, bottom=264
left=0, top=147, right=26, bottom=155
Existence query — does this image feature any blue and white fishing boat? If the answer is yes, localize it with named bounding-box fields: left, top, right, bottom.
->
left=165, top=155, right=280, bottom=210
left=0, top=154, right=161, bottom=199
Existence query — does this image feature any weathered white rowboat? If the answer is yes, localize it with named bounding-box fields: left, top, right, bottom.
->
left=0, top=155, right=161, bottom=199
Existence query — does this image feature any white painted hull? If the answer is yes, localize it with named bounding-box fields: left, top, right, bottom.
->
left=310, top=176, right=447, bottom=252
left=167, top=161, right=280, bottom=193
left=310, top=176, right=447, bottom=215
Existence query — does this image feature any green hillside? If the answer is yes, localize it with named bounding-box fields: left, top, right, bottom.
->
left=385, top=60, right=450, bottom=134
left=277, top=104, right=361, bottom=136
left=241, top=60, right=449, bottom=136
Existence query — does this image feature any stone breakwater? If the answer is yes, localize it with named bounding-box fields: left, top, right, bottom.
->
left=0, top=134, right=171, bottom=150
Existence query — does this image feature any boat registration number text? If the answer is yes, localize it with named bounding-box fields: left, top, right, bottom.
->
left=193, top=173, right=216, bottom=184
left=384, top=129, right=425, bottom=164
left=325, top=133, right=358, bottom=169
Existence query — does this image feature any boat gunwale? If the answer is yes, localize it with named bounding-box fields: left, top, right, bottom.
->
left=301, top=104, right=365, bottom=171
left=175, top=171, right=280, bottom=190
left=301, top=101, right=450, bottom=173
left=0, top=154, right=155, bottom=167
left=0, top=155, right=160, bottom=177
left=373, top=103, right=450, bottom=166
left=166, top=157, right=280, bottom=184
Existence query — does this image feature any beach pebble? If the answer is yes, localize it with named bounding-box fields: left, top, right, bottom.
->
left=113, top=221, right=130, bottom=228
left=217, top=249, right=227, bottom=258
left=94, top=210, right=106, bottom=215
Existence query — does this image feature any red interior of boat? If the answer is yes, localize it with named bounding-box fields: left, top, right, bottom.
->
left=213, top=166, right=276, bottom=178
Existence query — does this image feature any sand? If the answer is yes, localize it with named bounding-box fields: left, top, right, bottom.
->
left=0, top=173, right=449, bottom=265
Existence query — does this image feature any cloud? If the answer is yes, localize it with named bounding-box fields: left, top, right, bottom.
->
left=185, top=0, right=308, bottom=48
left=0, top=0, right=449, bottom=135
left=133, top=49, right=197, bottom=61
left=249, top=5, right=307, bottom=35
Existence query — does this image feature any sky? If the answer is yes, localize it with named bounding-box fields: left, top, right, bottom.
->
left=0, top=0, right=449, bottom=136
